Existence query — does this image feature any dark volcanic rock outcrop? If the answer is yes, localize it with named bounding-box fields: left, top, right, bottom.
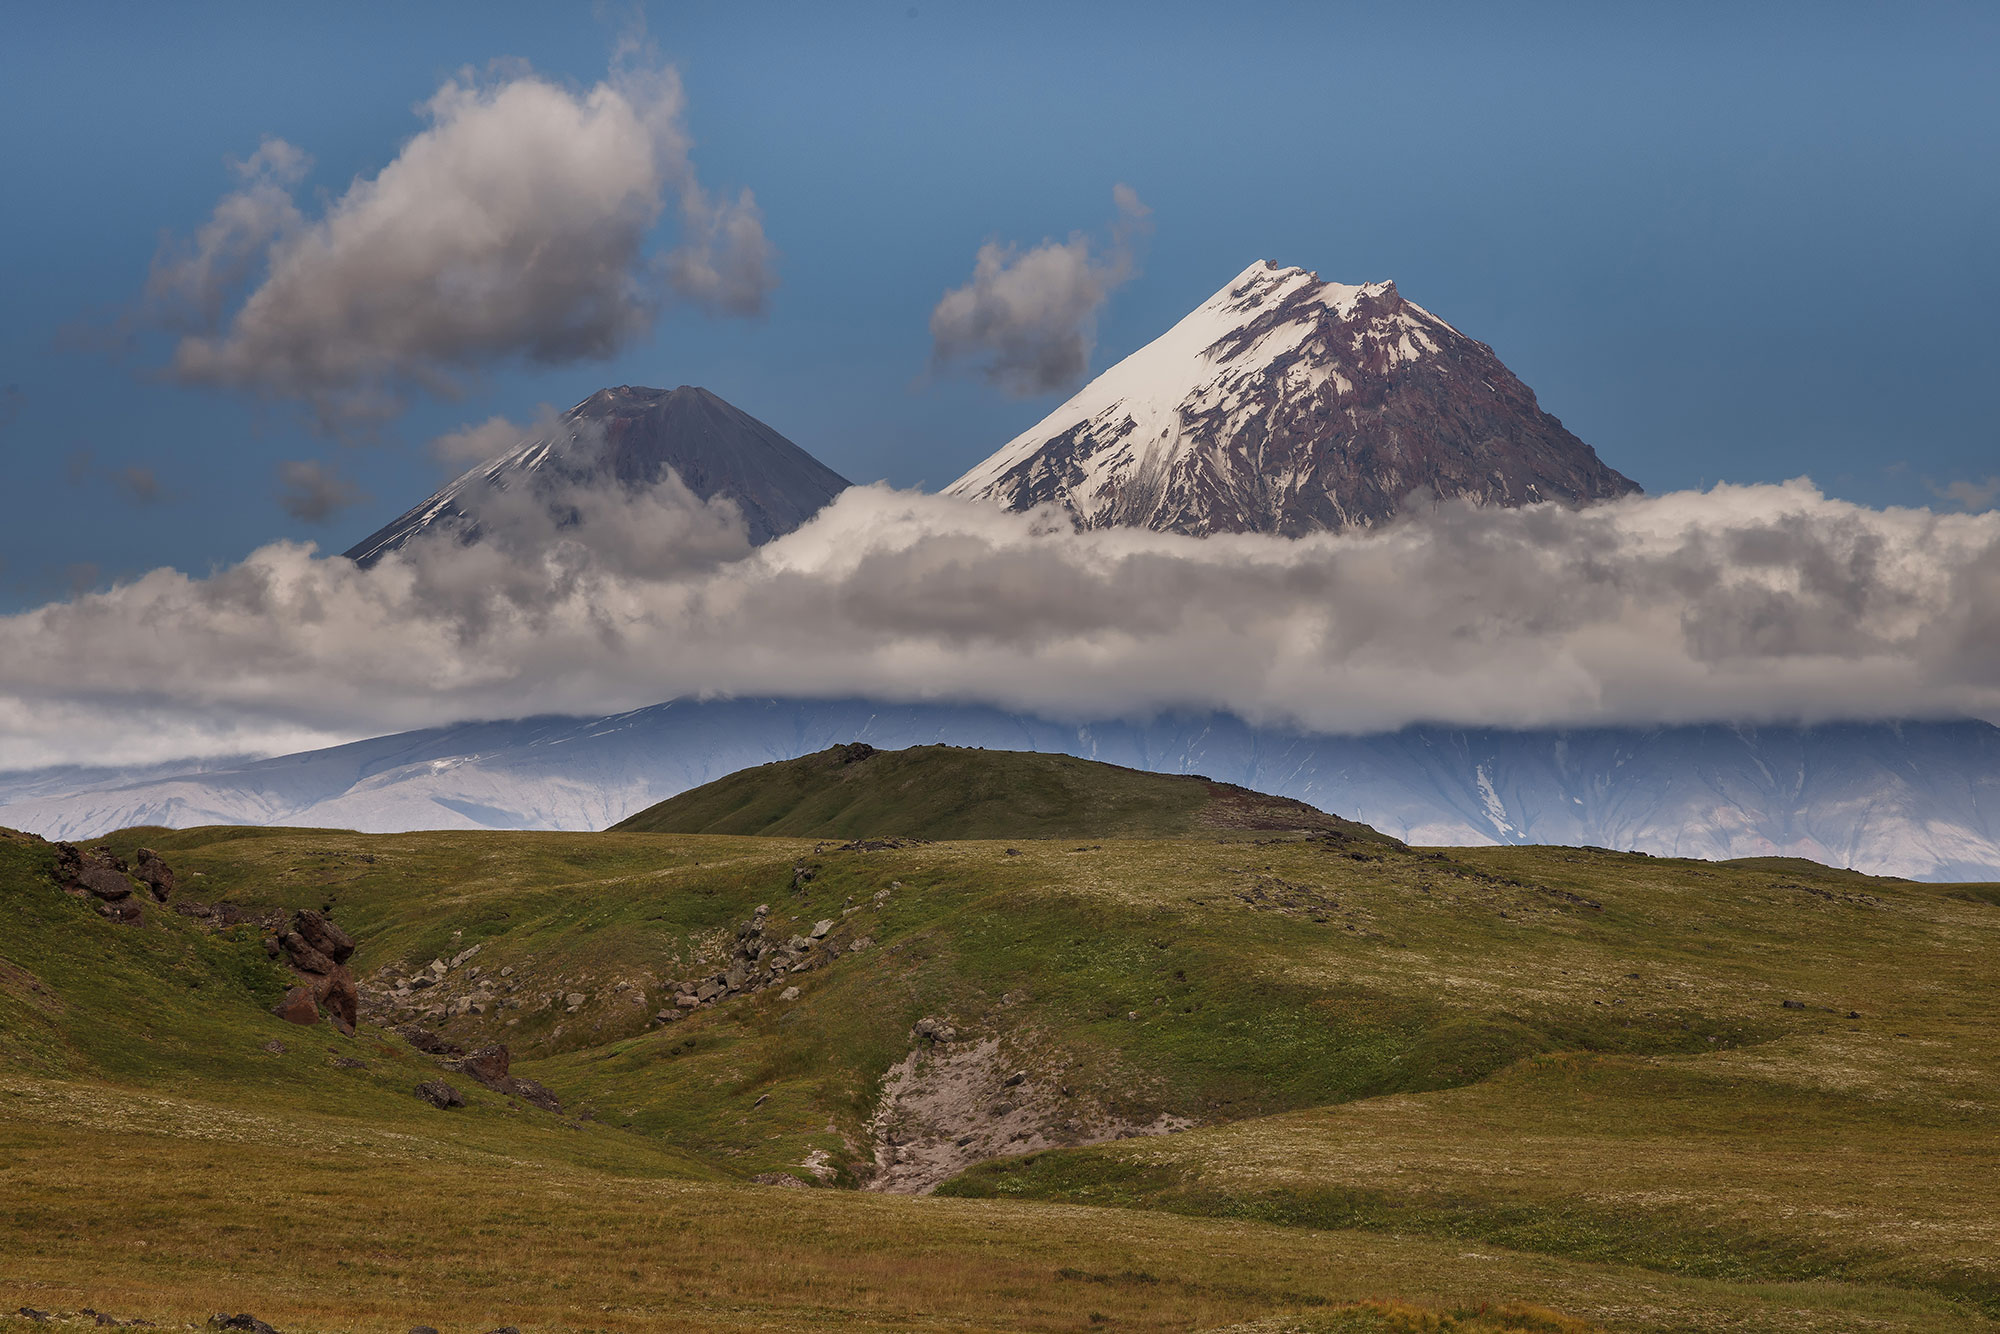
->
left=49, top=840, right=153, bottom=923
left=132, top=848, right=174, bottom=902
left=414, top=1078, right=464, bottom=1110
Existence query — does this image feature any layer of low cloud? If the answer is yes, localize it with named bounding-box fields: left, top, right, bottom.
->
left=930, top=184, right=1152, bottom=396
left=3, top=480, right=2000, bottom=768
left=143, top=52, right=774, bottom=426
left=276, top=460, right=367, bottom=523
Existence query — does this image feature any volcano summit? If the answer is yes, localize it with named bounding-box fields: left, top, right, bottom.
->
left=345, top=385, right=851, bottom=565
left=948, top=260, right=1639, bottom=536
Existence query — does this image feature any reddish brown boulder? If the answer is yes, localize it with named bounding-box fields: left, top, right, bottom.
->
left=98, top=899, right=143, bottom=924
left=273, top=985, right=320, bottom=1026
left=292, top=909, right=354, bottom=963
left=459, top=1044, right=510, bottom=1084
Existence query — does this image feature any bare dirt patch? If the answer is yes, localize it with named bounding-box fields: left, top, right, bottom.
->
left=867, top=1036, right=1190, bottom=1193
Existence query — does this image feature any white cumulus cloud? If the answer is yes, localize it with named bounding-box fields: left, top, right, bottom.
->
left=2, top=481, right=2000, bottom=768
left=144, top=53, right=774, bottom=426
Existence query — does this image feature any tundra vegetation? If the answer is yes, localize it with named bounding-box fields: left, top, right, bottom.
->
left=1, top=748, right=1995, bottom=1333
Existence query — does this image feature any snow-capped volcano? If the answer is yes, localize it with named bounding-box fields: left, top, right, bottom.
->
left=947, top=260, right=1639, bottom=535
left=345, top=385, right=850, bottom=565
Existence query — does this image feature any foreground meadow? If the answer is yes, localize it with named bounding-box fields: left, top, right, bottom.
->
left=3, top=822, right=1995, bottom=1331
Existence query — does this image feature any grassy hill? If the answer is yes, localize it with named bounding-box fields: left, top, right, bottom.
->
left=3, top=816, right=1997, bottom=1332
left=610, top=741, right=1395, bottom=841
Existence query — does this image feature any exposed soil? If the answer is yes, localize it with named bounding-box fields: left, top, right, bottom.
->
left=867, top=1036, right=1191, bottom=1193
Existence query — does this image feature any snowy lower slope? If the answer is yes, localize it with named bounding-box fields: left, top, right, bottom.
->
left=4, top=700, right=1999, bottom=881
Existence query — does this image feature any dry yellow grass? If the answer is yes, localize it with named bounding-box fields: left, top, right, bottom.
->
left=0, top=1077, right=1989, bottom=1334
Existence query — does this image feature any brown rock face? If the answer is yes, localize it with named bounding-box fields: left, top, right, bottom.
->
left=273, top=985, right=321, bottom=1025
left=503, top=1076, right=563, bottom=1113
left=433, top=1042, right=562, bottom=1113
left=268, top=909, right=360, bottom=1031
left=314, top=966, right=359, bottom=1034
left=48, top=841, right=146, bottom=921
left=414, top=1079, right=464, bottom=1110
left=278, top=931, right=336, bottom=975
left=460, top=1044, right=510, bottom=1084
left=53, top=841, right=131, bottom=896
left=75, top=863, right=133, bottom=901
left=292, top=909, right=354, bottom=963
left=394, top=1024, right=462, bottom=1056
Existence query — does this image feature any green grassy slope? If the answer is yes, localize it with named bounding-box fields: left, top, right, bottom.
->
left=0, top=828, right=714, bottom=1179
left=609, top=741, right=1394, bottom=841
left=5, top=821, right=1998, bottom=1331
left=942, top=847, right=2000, bottom=1318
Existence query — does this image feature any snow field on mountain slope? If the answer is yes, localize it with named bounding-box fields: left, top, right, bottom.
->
left=951, top=262, right=1450, bottom=511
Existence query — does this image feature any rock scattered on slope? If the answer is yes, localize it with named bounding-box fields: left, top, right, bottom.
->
left=414, top=1079, right=464, bottom=1109
left=358, top=886, right=893, bottom=1062
left=208, top=1317, right=280, bottom=1334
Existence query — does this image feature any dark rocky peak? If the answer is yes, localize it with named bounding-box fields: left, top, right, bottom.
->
left=343, top=385, right=850, bottom=565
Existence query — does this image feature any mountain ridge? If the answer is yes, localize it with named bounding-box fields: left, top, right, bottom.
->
left=6, top=702, right=1999, bottom=880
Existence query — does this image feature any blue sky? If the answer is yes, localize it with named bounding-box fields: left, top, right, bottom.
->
left=2, top=0, right=1995, bottom=608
